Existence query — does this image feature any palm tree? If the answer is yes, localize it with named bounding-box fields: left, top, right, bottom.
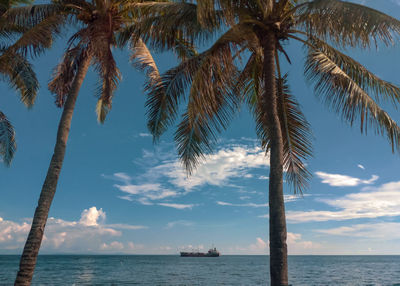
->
left=0, top=0, right=62, bottom=167
left=142, top=1, right=400, bottom=285
left=14, top=0, right=181, bottom=284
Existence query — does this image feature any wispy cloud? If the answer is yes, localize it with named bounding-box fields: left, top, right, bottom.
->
left=114, top=183, right=178, bottom=201
left=287, top=181, right=400, bottom=223
left=315, top=171, right=378, bottom=187
left=105, top=144, right=270, bottom=207
left=316, top=222, right=400, bottom=239
left=225, top=195, right=304, bottom=211
left=216, top=201, right=268, bottom=208
left=158, top=203, right=195, bottom=210
left=133, top=132, right=152, bottom=138
left=162, top=145, right=269, bottom=191
left=165, top=220, right=193, bottom=229
left=283, top=194, right=309, bottom=202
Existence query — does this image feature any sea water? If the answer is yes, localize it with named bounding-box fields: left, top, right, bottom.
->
left=1, top=255, right=400, bottom=285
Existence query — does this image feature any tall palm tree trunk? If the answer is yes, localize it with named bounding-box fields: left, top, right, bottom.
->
left=262, top=31, right=288, bottom=286
left=15, top=55, right=92, bottom=286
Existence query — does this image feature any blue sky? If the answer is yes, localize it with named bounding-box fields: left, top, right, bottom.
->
left=1, top=0, right=400, bottom=255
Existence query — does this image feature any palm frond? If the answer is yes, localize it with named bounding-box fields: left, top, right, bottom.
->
left=130, top=37, right=161, bottom=87
left=309, top=37, right=400, bottom=106
left=171, top=36, right=198, bottom=62
left=4, top=3, right=62, bottom=28
left=133, top=1, right=220, bottom=51
left=0, top=51, right=38, bottom=107
left=296, top=0, right=400, bottom=48
left=5, top=13, right=65, bottom=57
left=175, top=42, right=240, bottom=174
left=0, top=111, right=16, bottom=167
left=93, top=46, right=121, bottom=123
left=146, top=50, right=203, bottom=141
left=146, top=24, right=250, bottom=142
left=277, top=75, right=312, bottom=194
left=48, top=44, right=87, bottom=107
left=242, top=55, right=312, bottom=193
left=305, top=45, right=400, bottom=152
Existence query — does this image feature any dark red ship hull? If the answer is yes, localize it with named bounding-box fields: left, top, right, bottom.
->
left=180, top=252, right=220, bottom=257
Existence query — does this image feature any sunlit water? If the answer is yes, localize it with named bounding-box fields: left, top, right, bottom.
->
left=1, top=255, right=400, bottom=285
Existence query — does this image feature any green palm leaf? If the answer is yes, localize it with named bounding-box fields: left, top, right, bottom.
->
left=132, top=1, right=220, bottom=51
left=309, top=37, right=400, bottom=106
left=296, top=0, right=400, bottom=48
left=4, top=13, right=65, bottom=57
left=277, top=75, right=312, bottom=193
left=0, top=50, right=38, bottom=107
left=175, top=45, right=240, bottom=173
left=305, top=44, right=400, bottom=152
left=0, top=111, right=16, bottom=167
left=146, top=51, right=203, bottom=141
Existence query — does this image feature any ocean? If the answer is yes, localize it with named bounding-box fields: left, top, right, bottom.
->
left=1, top=255, right=400, bottom=285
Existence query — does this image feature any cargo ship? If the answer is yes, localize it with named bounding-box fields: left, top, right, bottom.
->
left=180, top=247, right=220, bottom=257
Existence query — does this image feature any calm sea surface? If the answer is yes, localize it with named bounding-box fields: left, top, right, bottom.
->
left=1, top=255, right=400, bottom=285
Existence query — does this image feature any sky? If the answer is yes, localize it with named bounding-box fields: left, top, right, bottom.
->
left=1, top=0, right=400, bottom=255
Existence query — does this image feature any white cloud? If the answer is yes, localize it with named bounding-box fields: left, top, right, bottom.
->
left=133, top=132, right=153, bottom=139
left=106, top=224, right=148, bottom=230
left=315, top=171, right=378, bottom=187
left=179, top=244, right=205, bottom=251
left=100, top=241, right=142, bottom=253
left=287, top=232, right=320, bottom=253
left=230, top=233, right=319, bottom=255
left=113, top=172, right=132, bottom=182
left=259, top=176, right=269, bottom=180
left=284, top=194, right=309, bottom=202
left=0, top=207, right=146, bottom=253
left=0, top=218, right=30, bottom=247
left=80, top=207, right=106, bottom=226
left=158, top=203, right=195, bottom=209
left=118, top=195, right=133, bottom=202
left=108, top=144, right=269, bottom=207
left=165, top=220, right=193, bottom=229
left=218, top=195, right=304, bottom=209
left=249, top=237, right=268, bottom=252
left=357, top=164, right=365, bottom=170
left=216, top=201, right=268, bottom=208
left=287, top=181, right=400, bottom=223
left=100, top=241, right=124, bottom=251
left=160, top=146, right=269, bottom=191
left=316, top=222, right=400, bottom=240
left=114, top=183, right=178, bottom=202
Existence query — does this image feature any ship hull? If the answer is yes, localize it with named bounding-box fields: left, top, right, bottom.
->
left=180, top=252, right=220, bottom=257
